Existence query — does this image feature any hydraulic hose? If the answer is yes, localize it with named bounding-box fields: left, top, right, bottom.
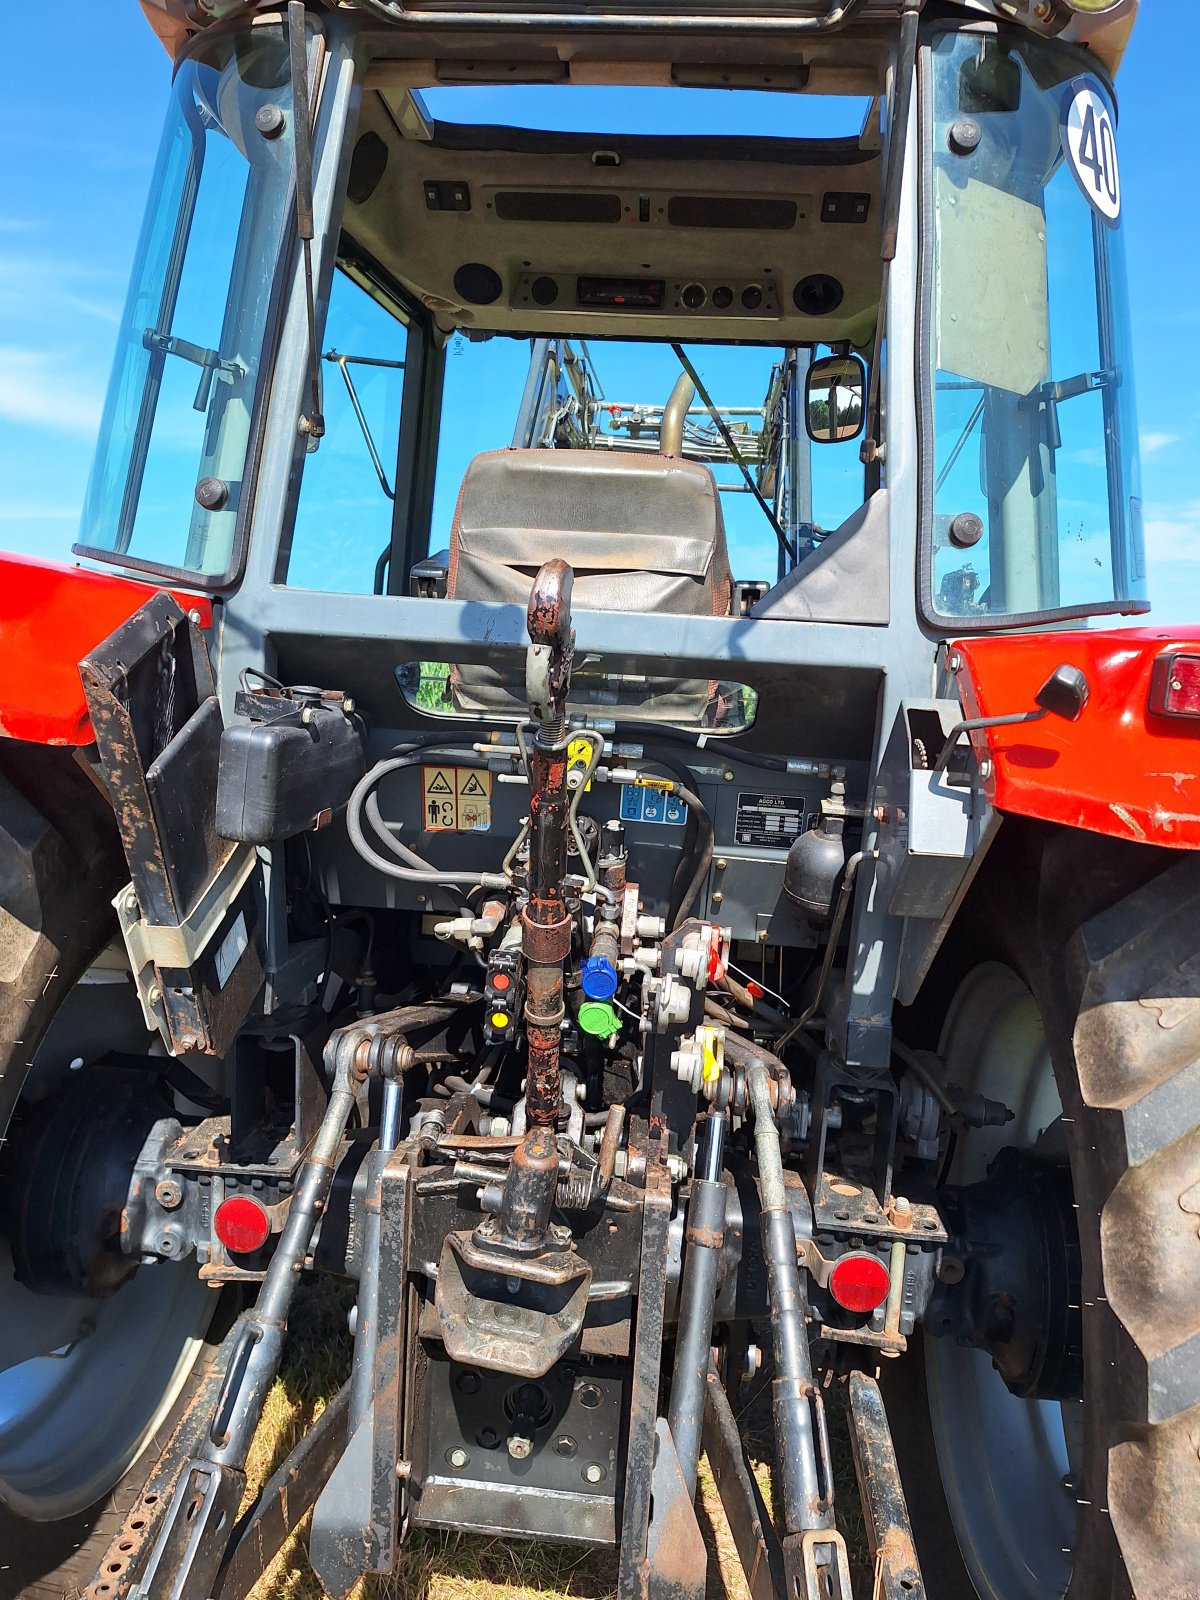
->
left=614, top=720, right=800, bottom=774
left=347, top=755, right=508, bottom=889
left=668, top=782, right=713, bottom=929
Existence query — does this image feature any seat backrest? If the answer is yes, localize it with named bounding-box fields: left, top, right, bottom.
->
left=446, top=448, right=733, bottom=618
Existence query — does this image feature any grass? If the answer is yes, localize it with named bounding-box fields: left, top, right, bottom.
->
left=241, top=1279, right=872, bottom=1600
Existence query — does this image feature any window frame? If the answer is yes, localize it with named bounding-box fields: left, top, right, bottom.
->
left=72, top=20, right=324, bottom=594
left=914, top=18, right=1150, bottom=634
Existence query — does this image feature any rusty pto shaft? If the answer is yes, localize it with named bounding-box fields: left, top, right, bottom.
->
left=522, top=559, right=575, bottom=1128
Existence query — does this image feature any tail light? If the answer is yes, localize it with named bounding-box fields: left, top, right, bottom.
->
left=1150, top=653, right=1200, bottom=720
left=828, top=1252, right=891, bottom=1314
left=214, top=1195, right=271, bottom=1254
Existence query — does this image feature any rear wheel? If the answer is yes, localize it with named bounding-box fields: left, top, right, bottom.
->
left=925, top=963, right=1079, bottom=1599
left=897, top=832, right=1200, bottom=1600
left=0, top=781, right=220, bottom=1599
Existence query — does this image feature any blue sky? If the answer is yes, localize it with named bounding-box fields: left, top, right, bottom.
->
left=1, top=5, right=1197, bottom=619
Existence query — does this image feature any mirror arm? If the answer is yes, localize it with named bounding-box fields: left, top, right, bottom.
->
left=933, top=709, right=1046, bottom=774
left=671, top=342, right=794, bottom=565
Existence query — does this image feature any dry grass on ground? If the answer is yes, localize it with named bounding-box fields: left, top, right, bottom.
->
left=242, top=1280, right=871, bottom=1600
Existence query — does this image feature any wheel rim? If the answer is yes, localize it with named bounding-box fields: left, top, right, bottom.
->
left=925, top=962, right=1078, bottom=1600
left=0, top=958, right=215, bottom=1522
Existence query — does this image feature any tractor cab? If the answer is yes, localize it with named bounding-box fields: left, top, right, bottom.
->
left=9, top=9, right=1196, bottom=1600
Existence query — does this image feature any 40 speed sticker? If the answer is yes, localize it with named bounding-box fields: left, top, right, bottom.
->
left=1061, top=77, right=1121, bottom=226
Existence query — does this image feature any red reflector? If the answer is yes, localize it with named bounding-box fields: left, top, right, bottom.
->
left=828, top=1252, right=890, bottom=1314
left=1155, top=654, right=1200, bottom=718
left=214, top=1195, right=271, bottom=1255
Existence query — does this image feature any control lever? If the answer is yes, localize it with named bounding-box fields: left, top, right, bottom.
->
left=521, top=559, right=576, bottom=1129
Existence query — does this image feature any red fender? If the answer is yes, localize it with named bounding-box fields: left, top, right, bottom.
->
left=952, top=629, right=1200, bottom=849
left=0, top=554, right=212, bottom=747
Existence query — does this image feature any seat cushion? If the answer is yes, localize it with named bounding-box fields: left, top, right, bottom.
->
left=447, top=448, right=733, bottom=617
left=442, top=448, right=733, bottom=721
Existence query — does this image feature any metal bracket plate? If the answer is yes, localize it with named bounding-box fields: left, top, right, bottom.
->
left=115, top=843, right=258, bottom=1044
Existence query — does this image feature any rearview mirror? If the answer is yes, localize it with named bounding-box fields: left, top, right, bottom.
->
left=805, top=354, right=866, bottom=444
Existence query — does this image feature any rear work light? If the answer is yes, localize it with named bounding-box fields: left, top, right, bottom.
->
left=214, top=1195, right=271, bottom=1255
left=1150, top=653, right=1200, bottom=720
left=828, top=1252, right=891, bottom=1314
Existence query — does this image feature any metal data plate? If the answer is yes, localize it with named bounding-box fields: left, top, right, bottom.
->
left=734, top=791, right=808, bottom=849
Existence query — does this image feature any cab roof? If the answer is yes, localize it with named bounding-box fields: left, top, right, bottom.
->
left=139, top=1, right=1138, bottom=78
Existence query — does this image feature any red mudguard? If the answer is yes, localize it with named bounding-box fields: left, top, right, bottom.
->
left=0, top=554, right=212, bottom=746
left=952, top=628, right=1200, bottom=849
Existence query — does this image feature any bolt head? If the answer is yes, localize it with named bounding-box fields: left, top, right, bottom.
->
left=447, top=1447, right=469, bottom=1469
left=255, top=103, right=287, bottom=139
left=948, top=117, right=982, bottom=158
left=583, top=1462, right=606, bottom=1484
left=194, top=476, right=229, bottom=512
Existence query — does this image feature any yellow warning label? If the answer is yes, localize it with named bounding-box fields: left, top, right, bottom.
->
left=567, top=735, right=596, bottom=792
left=421, top=766, right=493, bottom=832
left=456, top=766, right=492, bottom=832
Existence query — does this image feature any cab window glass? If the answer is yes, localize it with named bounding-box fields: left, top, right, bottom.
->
left=78, top=30, right=297, bottom=580
left=286, top=268, right=408, bottom=592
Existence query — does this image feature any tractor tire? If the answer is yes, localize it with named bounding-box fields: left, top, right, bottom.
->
left=0, top=758, right=224, bottom=1600
left=893, top=822, right=1200, bottom=1600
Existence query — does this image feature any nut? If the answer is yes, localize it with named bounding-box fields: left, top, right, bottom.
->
left=507, top=1434, right=533, bottom=1460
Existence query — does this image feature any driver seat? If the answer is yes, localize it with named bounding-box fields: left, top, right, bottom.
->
left=444, top=447, right=734, bottom=719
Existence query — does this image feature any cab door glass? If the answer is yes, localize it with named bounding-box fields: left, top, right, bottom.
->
left=77, top=30, right=297, bottom=581
left=928, top=31, right=1146, bottom=622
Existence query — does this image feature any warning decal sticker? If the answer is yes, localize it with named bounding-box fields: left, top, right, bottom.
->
left=422, top=766, right=492, bottom=832
left=735, top=792, right=807, bottom=849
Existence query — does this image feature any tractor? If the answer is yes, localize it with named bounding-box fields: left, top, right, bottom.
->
left=2, top=1, right=1197, bottom=1596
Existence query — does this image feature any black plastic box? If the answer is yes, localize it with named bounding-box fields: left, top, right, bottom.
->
left=216, top=702, right=365, bottom=844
